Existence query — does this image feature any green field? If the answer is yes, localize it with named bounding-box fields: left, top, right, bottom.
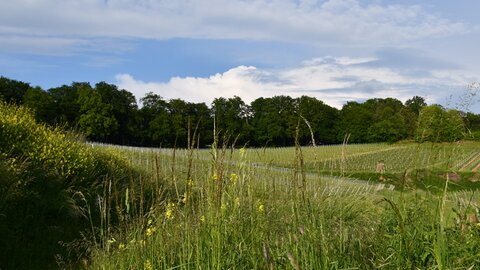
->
left=2, top=102, right=480, bottom=269
left=84, top=141, right=480, bottom=269
left=101, top=141, right=480, bottom=190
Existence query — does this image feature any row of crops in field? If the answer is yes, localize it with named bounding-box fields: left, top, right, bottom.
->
left=86, top=140, right=480, bottom=269
left=315, top=143, right=480, bottom=173
left=97, top=142, right=397, bottom=196
left=93, top=141, right=480, bottom=201
left=98, top=141, right=480, bottom=174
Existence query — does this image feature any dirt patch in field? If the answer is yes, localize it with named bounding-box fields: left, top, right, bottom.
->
left=446, top=172, right=461, bottom=182
left=469, top=173, right=480, bottom=182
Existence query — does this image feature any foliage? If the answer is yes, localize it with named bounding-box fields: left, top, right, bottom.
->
left=48, top=83, right=82, bottom=125
left=416, top=105, right=465, bottom=142
left=78, top=84, right=119, bottom=140
left=251, top=96, right=297, bottom=146
left=22, top=86, right=55, bottom=123
left=336, top=101, right=373, bottom=142
left=95, top=82, right=138, bottom=144
left=297, top=95, right=339, bottom=144
left=0, top=76, right=30, bottom=104
left=405, top=95, right=427, bottom=115
left=1, top=76, right=479, bottom=147
left=0, top=102, right=138, bottom=269
left=212, top=96, right=252, bottom=145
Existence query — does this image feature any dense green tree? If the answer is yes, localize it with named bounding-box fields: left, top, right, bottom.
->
left=368, top=112, right=407, bottom=143
left=465, top=112, right=480, bottom=139
left=22, top=87, right=55, bottom=123
left=367, top=98, right=408, bottom=142
left=48, top=83, right=82, bottom=125
left=416, top=105, right=465, bottom=142
left=212, top=96, right=251, bottom=145
left=400, top=108, right=418, bottom=139
left=167, top=99, right=213, bottom=148
left=139, top=93, right=172, bottom=146
left=405, top=96, right=427, bottom=115
left=189, top=102, right=214, bottom=147
left=168, top=99, right=191, bottom=147
left=336, top=101, right=373, bottom=143
left=402, top=96, right=427, bottom=138
left=139, top=93, right=212, bottom=147
left=444, top=109, right=466, bottom=141
left=416, top=105, right=444, bottom=142
left=250, top=96, right=298, bottom=146
left=0, top=76, right=31, bottom=104
left=296, top=96, right=339, bottom=144
left=77, top=84, right=118, bottom=140
left=94, top=82, right=138, bottom=144
left=337, top=98, right=409, bottom=143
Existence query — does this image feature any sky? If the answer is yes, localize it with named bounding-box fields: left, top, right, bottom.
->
left=1, top=0, right=479, bottom=113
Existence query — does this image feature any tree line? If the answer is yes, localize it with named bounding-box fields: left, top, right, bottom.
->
left=1, top=76, right=479, bottom=147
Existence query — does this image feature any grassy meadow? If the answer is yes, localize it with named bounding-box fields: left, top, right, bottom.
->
left=1, top=102, right=480, bottom=269
left=88, top=138, right=480, bottom=269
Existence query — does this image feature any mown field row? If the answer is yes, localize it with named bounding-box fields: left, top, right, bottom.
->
left=97, top=141, right=480, bottom=173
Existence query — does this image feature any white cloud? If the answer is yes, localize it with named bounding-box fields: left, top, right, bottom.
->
left=0, top=0, right=468, bottom=54
left=115, top=56, right=475, bottom=109
left=116, top=65, right=288, bottom=105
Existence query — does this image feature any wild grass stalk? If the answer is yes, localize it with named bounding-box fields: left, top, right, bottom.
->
left=80, top=135, right=480, bottom=269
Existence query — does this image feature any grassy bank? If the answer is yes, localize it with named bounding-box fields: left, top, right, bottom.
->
left=0, top=103, right=147, bottom=269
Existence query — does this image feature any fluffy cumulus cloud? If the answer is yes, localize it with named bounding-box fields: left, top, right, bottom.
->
left=0, top=0, right=468, bottom=54
left=116, top=56, right=473, bottom=108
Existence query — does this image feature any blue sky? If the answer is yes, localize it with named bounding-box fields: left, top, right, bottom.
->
left=1, top=0, right=479, bottom=112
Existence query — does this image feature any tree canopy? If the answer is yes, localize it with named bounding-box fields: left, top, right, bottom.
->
left=416, top=105, right=465, bottom=142
left=1, top=76, right=478, bottom=146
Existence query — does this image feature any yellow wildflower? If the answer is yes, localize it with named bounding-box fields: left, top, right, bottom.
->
left=256, top=200, right=265, bottom=213
left=234, top=197, right=240, bottom=207
left=182, top=192, right=188, bottom=204
left=146, top=226, right=156, bottom=237
left=144, top=259, right=153, bottom=270
left=200, top=215, right=205, bottom=223
left=165, top=202, right=176, bottom=220
left=239, top=147, right=246, bottom=158
left=230, top=173, right=238, bottom=184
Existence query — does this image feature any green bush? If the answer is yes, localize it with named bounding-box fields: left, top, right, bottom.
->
left=0, top=102, right=136, bottom=269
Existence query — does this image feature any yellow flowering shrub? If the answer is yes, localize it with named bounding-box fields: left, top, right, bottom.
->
left=0, top=102, right=142, bottom=269
left=0, top=103, right=94, bottom=179
left=0, top=102, right=133, bottom=183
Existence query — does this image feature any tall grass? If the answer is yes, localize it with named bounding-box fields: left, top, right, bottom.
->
left=88, top=137, right=480, bottom=269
